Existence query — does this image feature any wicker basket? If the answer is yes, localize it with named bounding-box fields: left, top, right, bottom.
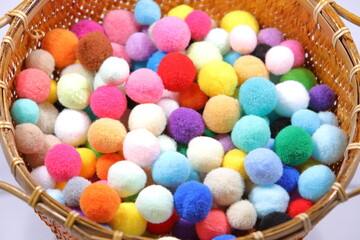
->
left=0, top=0, right=360, bottom=239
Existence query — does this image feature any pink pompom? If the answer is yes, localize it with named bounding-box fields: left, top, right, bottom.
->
left=45, top=143, right=82, bottom=182
left=265, top=46, right=294, bottom=75
left=152, top=16, right=191, bottom=52
left=280, top=40, right=305, bottom=67
left=103, top=10, right=141, bottom=45
left=196, top=209, right=231, bottom=240
left=90, top=86, right=127, bottom=119
left=185, top=10, right=212, bottom=41
left=229, top=25, right=257, bottom=54
left=15, top=68, right=51, bottom=103
left=126, top=68, right=164, bottom=104
left=70, top=20, right=105, bottom=39
left=111, top=43, right=131, bottom=65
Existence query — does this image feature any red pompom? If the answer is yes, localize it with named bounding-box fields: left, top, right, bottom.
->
left=146, top=211, right=179, bottom=235
left=287, top=198, right=314, bottom=218
left=196, top=209, right=231, bottom=240
left=158, top=52, right=196, bottom=92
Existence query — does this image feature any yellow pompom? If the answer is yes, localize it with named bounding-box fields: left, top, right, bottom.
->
left=297, top=158, right=323, bottom=173
left=222, top=149, right=248, bottom=179
left=77, top=147, right=97, bottom=179
left=168, top=4, right=193, bottom=19
left=221, top=10, right=259, bottom=33
left=198, top=60, right=238, bottom=97
left=45, top=79, right=58, bottom=104
left=108, top=202, right=147, bottom=236
left=55, top=181, right=67, bottom=190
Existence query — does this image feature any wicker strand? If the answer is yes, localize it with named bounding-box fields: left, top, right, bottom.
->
left=112, top=231, right=123, bottom=240
left=332, top=27, right=350, bottom=48
left=0, top=121, right=15, bottom=135
left=297, top=213, right=312, bottom=233
left=65, top=211, right=80, bottom=229
left=351, top=104, right=360, bottom=119
left=1, top=36, right=15, bottom=52
left=10, top=156, right=24, bottom=176
left=5, top=10, right=44, bottom=40
left=252, top=231, right=265, bottom=240
left=346, top=142, right=360, bottom=151
left=331, top=182, right=349, bottom=202
left=0, top=81, right=7, bottom=89
left=350, top=64, right=360, bottom=85
left=27, top=186, right=45, bottom=207
left=313, top=0, right=335, bottom=24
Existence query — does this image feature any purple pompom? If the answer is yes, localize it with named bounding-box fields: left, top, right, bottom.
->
left=257, top=28, right=284, bottom=47
left=309, top=84, right=336, bottom=111
left=70, top=20, right=105, bottom=39
left=126, top=32, right=156, bottom=61
left=168, top=107, right=205, bottom=144
left=172, top=218, right=197, bottom=240
left=215, top=134, right=236, bottom=153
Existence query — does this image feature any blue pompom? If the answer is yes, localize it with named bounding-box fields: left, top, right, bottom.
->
left=312, top=124, right=348, bottom=164
left=275, top=165, right=299, bottom=193
left=231, top=115, right=271, bottom=152
left=152, top=151, right=191, bottom=187
left=134, top=0, right=161, bottom=25
left=212, top=235, right=236, bottom=240
left=298, top=165, right=335, bottom=201
left=11, top=98, right=39, bottom=124
left=239, top=77, right=278, bottom=117
left=146, top=51, right=167, bottom=72
left=318, top=111, right=338, bottom=126
left=245, top=148, right=283, bottom=185
left=187, top=168, right=201, bottom=182
left=46, top=189, right=65, bottom=205
left=174, top=181, right=213, bottom=223
left=223, top=51, right=242, bottom=66
left=249, top=184, right=289, bottom=218
left=131, top=60, right=148, bottom=71
left=291, top=109, right=320, bottom=135
left=265, top=138, right=275, bottom=150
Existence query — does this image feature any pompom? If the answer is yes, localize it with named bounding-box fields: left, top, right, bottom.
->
left=249, top=185, right=290, bottom=218
left=11, top=99, right=39, bottom=124
left=15, top=69, right=50, bottom=103
left=270, top=117, right=291, bottom=138
left=123, top=128, right=161, bottom=167
left=63, top=177, right=91, bottom=207
left=298, top=165, right=335, bottom=201
left=172, top=218, right=197, bottom=240
left=309, top=84, right=336, bottom=111
left=45, top=144, right=82, bottom=182
left=15, top=123, right=44, bottom=154
left=215, top=134, right=236, bottom=153
left=185, top=10, right=212, bottom=41
left=231, top=115, right=271, bottom=152
left=146, top=51, right=167, bottom=72
left=98, top=57, right=129, bottom=86
left=157, top=98, right=180, bottom=118
left=70, top=19, right=105, bottom=39
left=46, top=79, right=58, bottom=104
left=257, top=28, right=284, bottom=47
left=187, top=136, right=224, bottom=173
left=223, top=51, right=242, bottom=66
left=31, top=166, right=56, bottom=190
left=311, top=124, right=348, bottom=164
left=280, top=67, right=316, bottom=91
left=279, top=40, right=305, bottom=68
left=233, top=55, right=269, bottom=86
left=229, top=25, right=257, bottom=54
left=168, top=107, right=205, bottom=144
left=195, top=209, right=231, bottom=240
left=291, top=109, right=320, bottom=135
left=287, top=198, right=314, bottom=218
left=128, top=103, right=166, bottom=136
left=126, top=32, right=156, bottom=61
left=222, top=149, right=247, bottom=178
left=111, top=43, right=131, bottom=65
left=187, top=41, right=222, bottom=71
left=157, top=52, right=196, bottom=92
left=80, top=183, right=121, bottom=223
left=274, top=126, right=312, bottom=166
left=226, top=200, right=257, bottom=230
left=54, top=109, right=91, bottom=146
left=275, top=165, right=300, bottom=193
left=198, top=61, right=238, bottom=97
left=251, top=44, right=271, bottom=62
left=178, top=83, right=208, bottom=110
left=46, top=189, right=65, bottom=205
left=168, top=4, right=193, bottom=19
left=36, top=102, right=58, bottom=134
left=318, top=111, right=339, bottom=126
left=203, top=95, right=240, bottom=133
left=61, top=62, right=95, bottom=84
left=213, top=235, right=236, bottom=240
left=220, top=10, right=259, bottom=33
left=265, top=46, right=294, bottom=75
left=239, top=77, right=277, bottom=116
left=96, top=153, right=123, bottom=180
left=205, top=28, right=230, bottom=55
left=135, top=185, right=174, bottom=223
left=174, top=181, right=212, bottom=223
left=275, top=80, right=309, bottom=117
left=77, top=148, right=97, bottom=179
left=108, top=160, right=147, bottom=197
left=258, top=212, right=292, bottom=230
left=204, top=168, right=244, bottom=206
left=245, top=148, right=283, bottom=185
left=147, top=211, right=178, bottom=235
left=134, top=0, right=161, bottom=25
left=25, top=49, right=55, bottom=76
left=158, top=135, right=177, bottom=153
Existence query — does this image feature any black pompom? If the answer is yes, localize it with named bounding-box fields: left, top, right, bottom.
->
left=258, top=211, right=292, bottom=230
left=54, top=100, right=66, bottom=112
left=126, top=95, right=138, bottom=109
left=251, top=44, right=272, bottom=62
left=270, top=117, right=291, bottom=138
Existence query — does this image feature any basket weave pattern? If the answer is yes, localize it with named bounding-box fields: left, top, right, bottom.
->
left=0, top=0, right=359, bottom=239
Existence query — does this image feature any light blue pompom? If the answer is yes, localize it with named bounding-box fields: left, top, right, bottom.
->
left=318, top=111, right=339, bottom=126
left=46, top=189, right=65, bottom=205
left=212, top=235, right=236, bottom=240
left=312, top=124, right=348, bottom=164
left=239, top=77, right=278, bottom=117
left=231, top=115, right=270, bottom=152
left=152, top=151, right=191, bottom=187
left=298, top=165, right=335, bottom=201
left=223, top=51, right=242, bottom=66
left=134, top=0, right=161, bottom=25
left=291, top=109, right=320, bottom=135
left=187, top=168, right=201, bottom=182
left=245, top=148, right=283, bottom=185
left=265, top=138, right=274, bottom=150
left=146, top=51, right=167, bottom=72
left=249, top=184, right=289, bottom=218
left=11, top=99, right=39, bottom=124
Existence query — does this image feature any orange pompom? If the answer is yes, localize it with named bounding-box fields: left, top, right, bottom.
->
left=96, top=153, right=124, bottom=180
left=178, top=83, right=208, bottom=110
left=80, top=183, right=121, bottom=223
left=55, top=181, right=67, bottom=190
left=41, top=29, right=78, bottom=68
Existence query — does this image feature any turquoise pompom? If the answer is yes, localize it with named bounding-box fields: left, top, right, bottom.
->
left=11, top=98, right=39, bottom=124
left=223, top=51, right=242, bottom=66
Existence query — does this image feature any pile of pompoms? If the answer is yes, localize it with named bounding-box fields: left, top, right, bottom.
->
left=12, top=0, right=348, bottom=239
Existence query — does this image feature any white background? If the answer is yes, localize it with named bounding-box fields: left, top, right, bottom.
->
left=0, top=0, right=359, bottom=239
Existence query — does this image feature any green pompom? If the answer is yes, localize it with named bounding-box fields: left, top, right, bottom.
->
left=274, top=126, right=312, bottom=166
left=177, top=143, right=188, bottom=156
left=123, top=193, right=139, bottom=202
left=85, top=140, right=103, bottom=158
left=280, top=68, right=317, bottom=91
left=204, top=128, right=216, bottom=138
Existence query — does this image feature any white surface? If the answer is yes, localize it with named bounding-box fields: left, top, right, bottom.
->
left=0, top=1, right=359, bottom=240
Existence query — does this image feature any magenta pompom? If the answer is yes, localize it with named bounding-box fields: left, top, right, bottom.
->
left=70, top=20, right=105, bottom=39
left=185, top=10, right=212, bottom=41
